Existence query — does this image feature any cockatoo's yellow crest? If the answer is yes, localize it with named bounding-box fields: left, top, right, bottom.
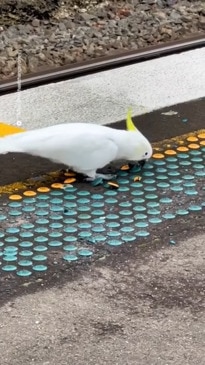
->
left=126, top=108, right=137, bottom=132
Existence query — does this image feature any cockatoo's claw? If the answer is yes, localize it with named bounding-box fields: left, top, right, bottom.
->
left=84, top=177, right=95, bottom=182
left=95, top=173, right=117, bottom=180
left=84, top=173, right=117, bottom=182
left=60, top=168, right=71, bottom=175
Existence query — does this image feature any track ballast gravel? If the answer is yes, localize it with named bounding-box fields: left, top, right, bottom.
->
left=0, top=0, right=205, bottom=80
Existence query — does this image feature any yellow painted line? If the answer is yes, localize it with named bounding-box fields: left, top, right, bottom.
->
left=153, top=129, right=205, bottom=147
left=0, top=172, right=60, bottom=195
left=0, top=129, right=204, bottom=196
left=0, top=122, right=25, bottom=137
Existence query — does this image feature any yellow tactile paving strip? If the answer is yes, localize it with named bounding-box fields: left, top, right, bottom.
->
left=0, top=122, right=25, bottom=137
left=0, top=128, right=204, bottom=197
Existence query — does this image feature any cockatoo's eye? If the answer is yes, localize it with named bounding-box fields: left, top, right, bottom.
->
left=145, top=152, right=148, bottom=156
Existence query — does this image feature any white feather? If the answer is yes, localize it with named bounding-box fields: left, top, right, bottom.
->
left=0, top=123, right=152, bottom=178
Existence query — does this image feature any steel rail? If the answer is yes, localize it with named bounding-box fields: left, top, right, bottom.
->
left=0, top=34, right=205, bottom=95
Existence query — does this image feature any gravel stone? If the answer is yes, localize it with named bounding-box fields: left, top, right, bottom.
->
left=199, top=17, right=205, bottom=29
left=27, top=56, right=40, bottom=72
left=32, top=18, right=41, bottom=27
left=0, top=0, right=204, bottom=79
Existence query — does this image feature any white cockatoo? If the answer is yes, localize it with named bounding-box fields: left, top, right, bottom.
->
left=0, top=110, right=152, bottom=180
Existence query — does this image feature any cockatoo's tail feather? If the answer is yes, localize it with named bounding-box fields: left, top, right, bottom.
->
left=0, top=138, right=21, bottom=154
left=126, top=108, right=137, bottom=132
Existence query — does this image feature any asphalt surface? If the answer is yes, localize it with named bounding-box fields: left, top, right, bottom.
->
left=0, top=98, right=205, bottom=365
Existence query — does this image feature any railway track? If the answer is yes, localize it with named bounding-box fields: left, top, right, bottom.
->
left=0, top=34, right=205, bottom=95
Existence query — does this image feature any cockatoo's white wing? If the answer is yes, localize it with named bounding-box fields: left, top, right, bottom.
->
left=1, top=124, right=119, bottom=173
left=61, top=134, right=119, bottom=173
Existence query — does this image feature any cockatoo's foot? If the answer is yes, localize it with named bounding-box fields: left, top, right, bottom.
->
left=96, top=173, right=116, bottom=180
left=60, top=168, right=70, bottom=174
left=85, top=173, right=116, bottom=182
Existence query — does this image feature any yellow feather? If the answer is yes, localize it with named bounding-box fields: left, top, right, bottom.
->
left=126, top=108, right=137, bottom=132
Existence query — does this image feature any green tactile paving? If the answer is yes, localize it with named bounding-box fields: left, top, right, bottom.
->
left=0, top=144, right=204, bottom=276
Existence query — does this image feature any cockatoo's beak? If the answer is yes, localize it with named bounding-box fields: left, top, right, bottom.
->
left=138, top=160, right=146, bottom=168
left=128, top=160, right=147, bottom=169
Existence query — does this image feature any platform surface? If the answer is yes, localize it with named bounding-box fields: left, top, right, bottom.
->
left=0, top=99, right=204, bottom=365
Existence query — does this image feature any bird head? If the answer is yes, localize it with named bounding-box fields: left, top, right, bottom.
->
left=125, top=108, right=153, bottom=162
